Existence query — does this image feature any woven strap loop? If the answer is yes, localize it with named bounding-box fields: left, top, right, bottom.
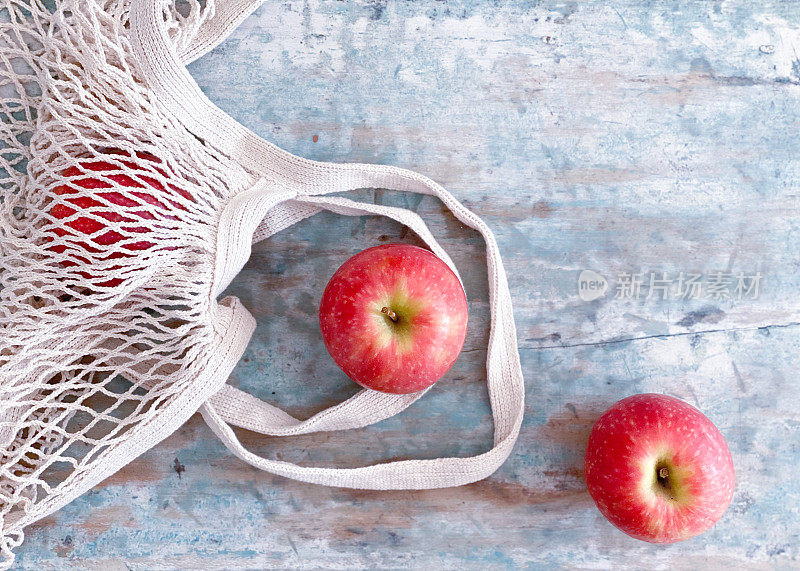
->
left=201, top=170, right=525, bottom=489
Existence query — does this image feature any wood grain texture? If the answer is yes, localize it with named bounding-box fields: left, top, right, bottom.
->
left=17, top=0, right=800, bottom=568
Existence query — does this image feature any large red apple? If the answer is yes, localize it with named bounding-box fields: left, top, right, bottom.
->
left=319, top=244, right=468, bottom=394
left=47, top=150, right=189, bottom=287
left=584, top=393, right=735, bottom=543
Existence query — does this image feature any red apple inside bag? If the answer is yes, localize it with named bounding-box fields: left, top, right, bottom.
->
left=47, top=150, right=191, bottom=287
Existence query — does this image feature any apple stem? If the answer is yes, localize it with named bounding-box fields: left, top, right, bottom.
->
left=658, top=467, right=669, bottom=480
left=381, top=306, right=398, bottom=322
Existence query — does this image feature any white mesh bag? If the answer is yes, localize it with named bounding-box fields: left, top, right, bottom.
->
left=0, top=0, right=525, bottom=565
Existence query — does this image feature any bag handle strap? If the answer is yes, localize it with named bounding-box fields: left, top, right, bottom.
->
left=201, top=173, right=525, bottom=489
left=130, top=0, right=525, bottom=489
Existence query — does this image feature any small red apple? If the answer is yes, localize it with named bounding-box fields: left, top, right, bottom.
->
left=47, top=150, right=189, bottom=287
left=319, top=244, right=468, bottom=394
left=584, top=393, right=735, bottom=543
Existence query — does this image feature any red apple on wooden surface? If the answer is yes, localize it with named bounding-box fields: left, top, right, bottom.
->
left=584, top=393, right=735, bottom=543
left=319, top=244, right=468, bottom=394
left=47, top=150, right=190, bottom=287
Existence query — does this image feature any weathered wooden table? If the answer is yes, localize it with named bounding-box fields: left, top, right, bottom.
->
left=18, top=1, right=800, bottom=568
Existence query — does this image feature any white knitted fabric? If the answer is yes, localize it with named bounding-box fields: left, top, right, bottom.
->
left=0, top=0, right=525, bottom=566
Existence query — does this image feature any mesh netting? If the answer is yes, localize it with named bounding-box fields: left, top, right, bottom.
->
left=0, top=0, right=526, bottom=566
left=0, top=0, right=255, bottom=564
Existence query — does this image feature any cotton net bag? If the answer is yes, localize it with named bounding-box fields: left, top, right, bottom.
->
left=0, top=0, right=525, bottom=565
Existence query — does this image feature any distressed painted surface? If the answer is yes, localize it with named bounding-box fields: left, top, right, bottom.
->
left=16, top=0, right=800, bottom=568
